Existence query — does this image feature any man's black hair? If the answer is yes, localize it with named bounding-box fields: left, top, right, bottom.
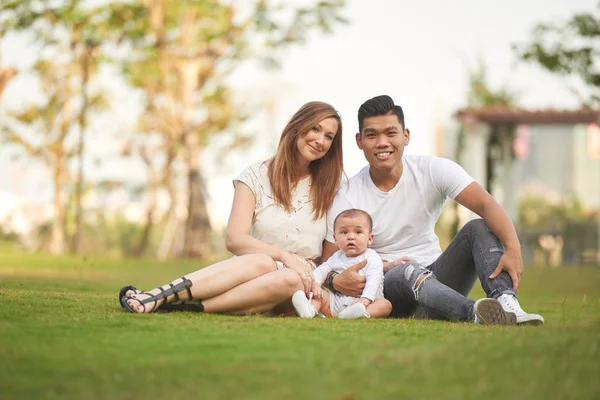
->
left=357, top=95, right=405, bottom=133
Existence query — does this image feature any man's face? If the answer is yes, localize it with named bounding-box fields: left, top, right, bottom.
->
left=355, top=114, right=410, bottom=171
left=333, top=215, right=374, bottom=258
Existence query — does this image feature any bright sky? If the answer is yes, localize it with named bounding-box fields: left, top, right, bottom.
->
left=1, top=0, right=597, bottom=229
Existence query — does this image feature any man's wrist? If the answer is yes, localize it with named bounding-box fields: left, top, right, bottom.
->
left=327, top=272, right=340, bottom=294
left=505, top=245, right=522, bottom=254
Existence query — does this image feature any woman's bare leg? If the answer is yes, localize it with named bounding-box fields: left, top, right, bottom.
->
left=203, top=269, right=304, bottom=314
left=124, top=254, right=278, bottom=313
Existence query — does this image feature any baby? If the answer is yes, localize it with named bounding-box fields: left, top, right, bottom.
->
left=292, top=208, right=392, bottom=319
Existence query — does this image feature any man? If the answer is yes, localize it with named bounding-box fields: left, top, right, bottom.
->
left=322, top=95, right=543, bottom=325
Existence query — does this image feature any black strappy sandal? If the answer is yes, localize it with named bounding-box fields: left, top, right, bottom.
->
left=121, top=277, right=203, bottom=314
left=118, top=285, right=143, bottom=309
left=160, top=300, right=205, bottom=312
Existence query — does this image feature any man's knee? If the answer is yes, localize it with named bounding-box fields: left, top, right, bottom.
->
left=461, top=218, right=504, bottom=252
left=388, top=262, right=428, bottom=284
left=462, top=218, right=488, bottom=234
left=387, top=262, right=432, bottom=301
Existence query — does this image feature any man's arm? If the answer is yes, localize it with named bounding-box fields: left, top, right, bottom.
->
left=454, top=182, right=523, bottom=290
left=322, top=240, right=366, bottom=297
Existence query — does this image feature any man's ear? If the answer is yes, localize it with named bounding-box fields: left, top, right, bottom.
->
left=404, top=128, right=411, bottom=145
left=355, top=132, right=363, bottom=150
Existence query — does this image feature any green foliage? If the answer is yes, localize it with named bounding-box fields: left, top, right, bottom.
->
left=514, top=6, right=600, bottom=105
left=466, top=58, right=518, bottom=107
left=0, top=227, right=20, bottom=243
left=0, top=0, right=348, bottom=258
left=120, top=0, right=348, bottom=145
left=518, top=193, right=593, bottom=230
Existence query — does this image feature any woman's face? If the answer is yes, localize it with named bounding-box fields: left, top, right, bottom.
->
left=296, top=117, right=338, bottom=163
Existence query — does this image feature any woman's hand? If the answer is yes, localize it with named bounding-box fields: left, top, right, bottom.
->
left=282, top=252, right=314, bottom=295
left=312, top=283, right=324, bottom=300
left=282, top=252, right=312, bottom=274
left=300, top=273, right=315, bottom=296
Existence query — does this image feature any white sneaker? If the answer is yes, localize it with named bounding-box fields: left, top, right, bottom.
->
left=473, top=298, right=517, bottom=326
left=338, top=303, right=370, bottom=319
left=497, top=294, right=544, bottom=325
left=291, top=290, right=316, bottom=318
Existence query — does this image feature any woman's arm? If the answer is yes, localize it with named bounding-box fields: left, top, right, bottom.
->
left=225, top=182, right=313, bottom=277
left=225, top=182, right=286, bottom=261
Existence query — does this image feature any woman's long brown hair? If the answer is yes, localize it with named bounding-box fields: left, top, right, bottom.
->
left=267, top=101, right=344, bottom=220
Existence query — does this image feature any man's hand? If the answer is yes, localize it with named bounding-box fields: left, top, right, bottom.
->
left=489, top=249, right=523, bottom=290
left=332, top=260, right=367, bottom=297
left=383, top=256, right=415, bottom=273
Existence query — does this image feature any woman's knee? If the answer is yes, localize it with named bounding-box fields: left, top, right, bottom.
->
left=246, top=253, right=277, bottom=274
left=277, top=269, right=303, bottom=293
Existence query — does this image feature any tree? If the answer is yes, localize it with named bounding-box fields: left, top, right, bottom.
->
left=120, top=0, right=347, bottom=258
left=0, top=0, right=123, bottom=253
left=448, top=60, right=518, bottom=238
left=2, top=59, right=80, bottom=253
left=514, top=5, right=600, bottom=105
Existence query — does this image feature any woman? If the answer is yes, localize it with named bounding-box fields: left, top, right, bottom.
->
left=120, top=101, right=344, bottom=315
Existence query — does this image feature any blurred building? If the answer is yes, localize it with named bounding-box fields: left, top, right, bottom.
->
left=450, top=107, right=600, bottom=265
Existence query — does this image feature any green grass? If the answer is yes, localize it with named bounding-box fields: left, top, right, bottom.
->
left=0, top=246, right=599, bottom=400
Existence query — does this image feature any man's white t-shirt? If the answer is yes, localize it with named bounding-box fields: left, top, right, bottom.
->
left=326, top=155, right=474, bottom=266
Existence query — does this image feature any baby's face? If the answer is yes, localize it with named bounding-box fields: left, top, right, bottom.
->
left=333, top=216, right=374, bottom=257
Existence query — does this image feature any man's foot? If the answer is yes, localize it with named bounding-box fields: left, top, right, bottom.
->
left=473, top=298, right=517, bottom=326
left=497, top=294, right=545, bottom=325
left=338, top=303, right=370, bottom=319
left=291, top=290, right=316, bottom=318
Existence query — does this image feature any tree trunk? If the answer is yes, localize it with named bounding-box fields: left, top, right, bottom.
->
left=135, top=208, right=155, bottom=257
left=74, top=45, right=91, bottom=254
left=155, top=152, right=177, bottom=260
left=135, top=147, right=159, bottom=257
left=50, top=163, right=66, bottom=254
left=183, top=143, right=212, bottom=259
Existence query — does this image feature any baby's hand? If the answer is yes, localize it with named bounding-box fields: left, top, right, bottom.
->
left=353, top=297, right=372, bottom=307
left=312, top=284, right=324, bottom=300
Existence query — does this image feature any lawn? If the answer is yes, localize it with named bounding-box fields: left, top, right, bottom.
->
left=0, top=244, right=599, bottom=400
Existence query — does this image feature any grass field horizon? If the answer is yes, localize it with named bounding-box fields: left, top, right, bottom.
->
left=1, top=244, right=599, bottom=399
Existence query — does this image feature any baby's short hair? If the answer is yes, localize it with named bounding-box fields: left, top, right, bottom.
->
left=333, top=208, right=373, bottom=232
